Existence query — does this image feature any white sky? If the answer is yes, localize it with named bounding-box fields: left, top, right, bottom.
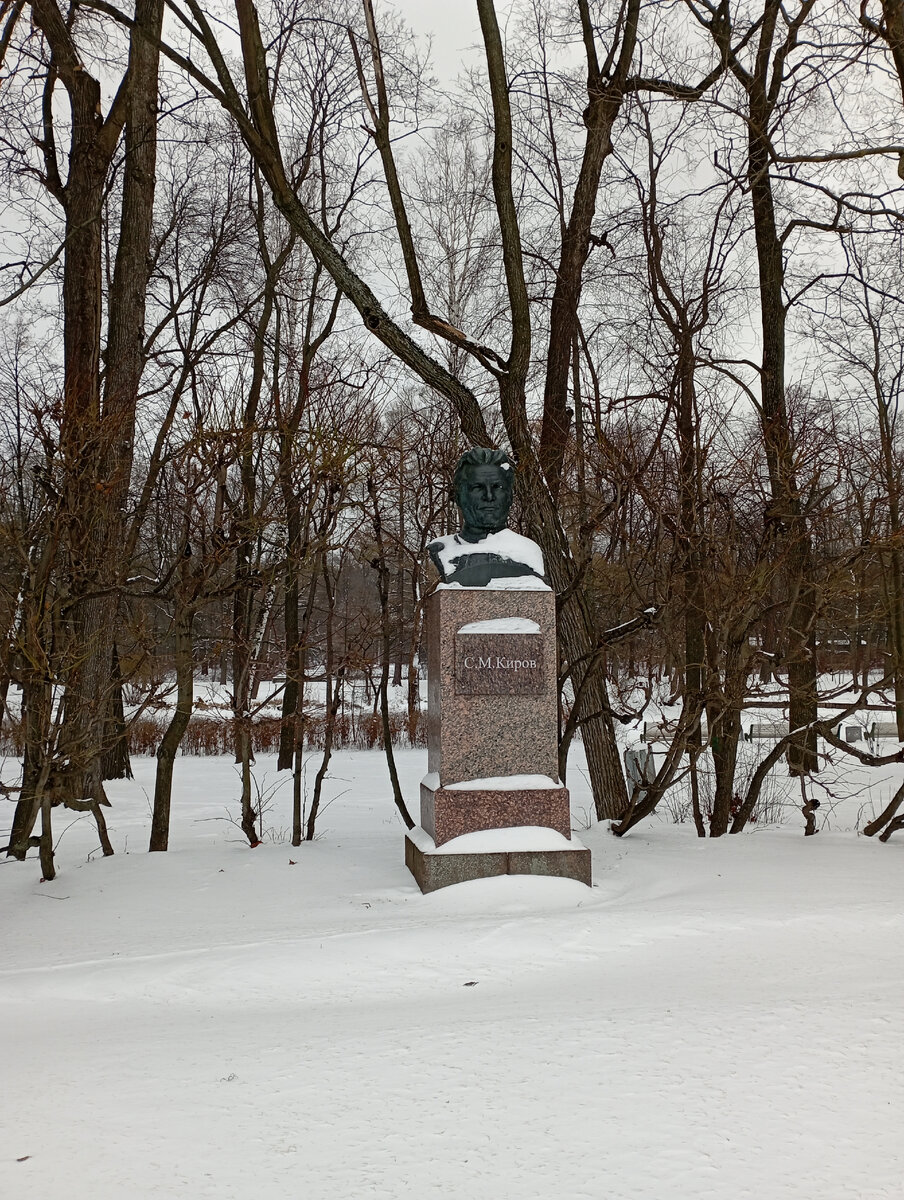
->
left=396, top=0, right=482, bottom=83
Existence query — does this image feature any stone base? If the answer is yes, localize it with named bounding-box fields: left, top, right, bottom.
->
left=405, top=827, right=592, bottom=893
left=421, top=781, right=571, bottom=846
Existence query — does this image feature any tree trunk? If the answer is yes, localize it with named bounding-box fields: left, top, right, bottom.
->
left=406, top=568, right=425, bottom=742
left=230, top=269, right=273, bottom=845
left=39, top=792, right=54, bottom=881
left=556, top=592, right=627, bottom=819
left=101, top=644, right=133, bottom=781
left=230, top=211, right=292, bottom=840
left=746, top=2, right=818, bottom=775
left=876, top=394, right=904, bottom=738
left=674, top=342, right=708, bottom=823
left=863, top=779, right=904, bottom=839
left=539, top=0, right=640, bottom=495
left=278, top=486, right=302, bottom=771
left=709, top=639, right=747, bottom=836
left=7, top=677, right=51, bottom=858
left=306, top=558, right=341, bottom=841
left=33, top=0, right=162, bottom=808
left=306, top=665, right=343, bottom=841
left=368, top=474, right=415, bottom=829
left=149, top=606, right=194, bottom=851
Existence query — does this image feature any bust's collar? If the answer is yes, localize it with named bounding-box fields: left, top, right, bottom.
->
left=458, top=526, right=505, bottom=544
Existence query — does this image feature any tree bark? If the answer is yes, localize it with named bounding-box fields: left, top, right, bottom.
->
left=149, top=604, right=194, bottom=851
left=368, top=473, right=415, bottom=828
left=30, top=0, right=162, bottom=808
left=745, top=0, right=819, bottom=775
left=539, top=0, right=640, bottom=495
left=101, top=644, right=133, bottom=781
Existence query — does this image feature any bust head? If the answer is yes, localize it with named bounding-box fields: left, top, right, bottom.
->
left=452, top=447, right=515, bottom=542
left=428, top=447, right=545, bottom=586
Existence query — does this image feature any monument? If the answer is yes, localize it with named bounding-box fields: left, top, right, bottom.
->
left=405, top=448, right=592, bottom=892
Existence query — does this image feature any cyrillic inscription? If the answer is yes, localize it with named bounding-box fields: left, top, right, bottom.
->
left=454, top=633, right=545, bottom=695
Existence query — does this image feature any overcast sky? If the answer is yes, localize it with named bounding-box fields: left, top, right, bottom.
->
left=398, top=0, right=482, bottom=83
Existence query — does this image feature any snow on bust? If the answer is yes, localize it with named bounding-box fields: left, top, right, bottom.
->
left=430, top=530, right=546, bottom=587
left=427, top=447, right=548, bottom=589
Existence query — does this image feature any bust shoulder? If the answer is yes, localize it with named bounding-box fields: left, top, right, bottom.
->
left=428, top=528, right=546, bottom=587
left=465, top=529, right=545, bottom=577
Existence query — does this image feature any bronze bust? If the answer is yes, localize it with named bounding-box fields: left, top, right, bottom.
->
left=428, top=448, right=547, bottom=588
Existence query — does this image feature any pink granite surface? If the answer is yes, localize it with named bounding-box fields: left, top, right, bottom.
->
left=455, top=632, right=545, bottom=694
left=421, top=781, right=571, bottom=846
left=426, top=589, right=559, bottom=786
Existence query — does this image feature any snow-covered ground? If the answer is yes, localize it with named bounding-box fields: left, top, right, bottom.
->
left=1, top=748, right=902, bottom=1199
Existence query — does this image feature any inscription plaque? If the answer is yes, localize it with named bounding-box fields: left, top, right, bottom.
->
left=454, top=633, right=545, bottom=695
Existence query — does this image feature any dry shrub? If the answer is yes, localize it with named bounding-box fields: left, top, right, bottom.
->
left=127, top=716, right=163, bottom=756
left=0, top=709, right=426, bottom=762
left=0, top=721, right=23, bottom=756
left=126, top=710, right=426, bottom=756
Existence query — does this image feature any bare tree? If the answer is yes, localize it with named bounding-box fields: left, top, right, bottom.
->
left=120, top=0, right=736, bottom=822
left=1, top=0, right=165, bottom=861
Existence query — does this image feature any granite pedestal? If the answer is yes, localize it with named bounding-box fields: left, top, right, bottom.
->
left=405, top=826, right=591, bottom=892
left=406, top=586, right=591, bottom=892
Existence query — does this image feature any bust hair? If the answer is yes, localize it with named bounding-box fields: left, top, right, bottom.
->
left=451, top=447, right=515, bottom=496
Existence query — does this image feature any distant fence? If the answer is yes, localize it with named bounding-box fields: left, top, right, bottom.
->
left=0, top=710, right=427, bottom=758
left=642, top=718, right=900, bottom=747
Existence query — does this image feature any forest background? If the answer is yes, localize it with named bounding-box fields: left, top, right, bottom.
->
left=3, top=0, right=904, bottom=877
